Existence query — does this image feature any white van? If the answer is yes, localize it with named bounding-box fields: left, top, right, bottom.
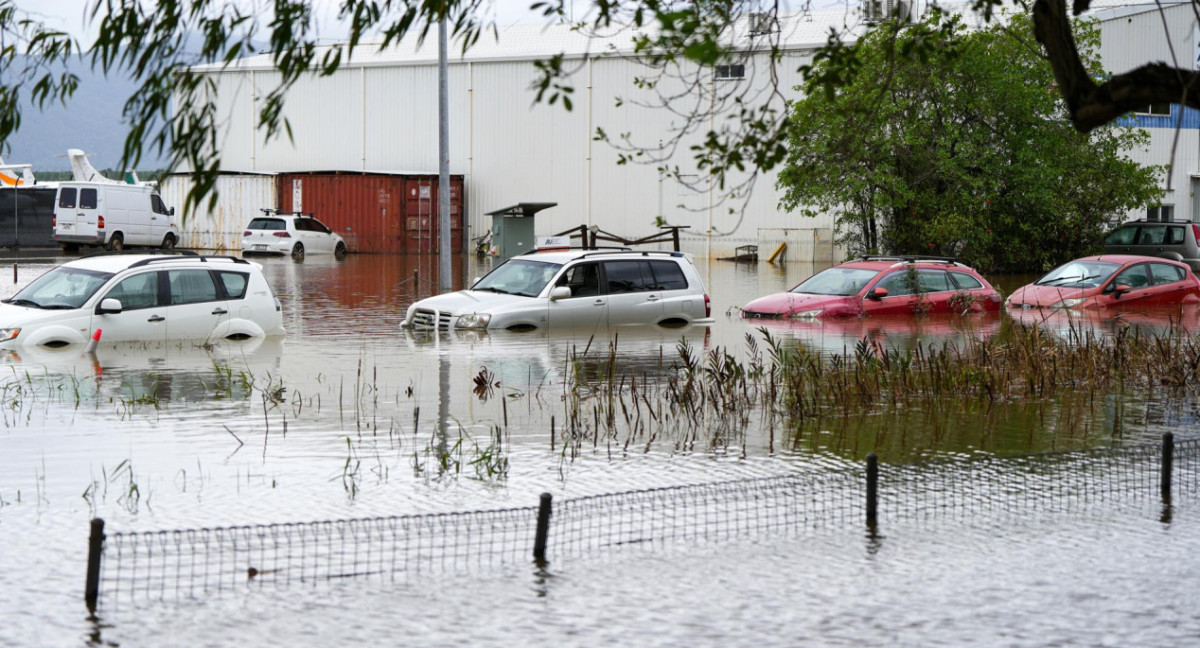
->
left=53, top=182, right=179, bottom=252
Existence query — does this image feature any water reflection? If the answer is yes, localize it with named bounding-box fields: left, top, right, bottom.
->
left=747, top=312, right=1003, bottom=356
left=1008, top=304, right=1200, bottom=341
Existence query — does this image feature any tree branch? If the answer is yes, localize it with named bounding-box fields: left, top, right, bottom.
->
left=1033, top=0, right=1200, bottom=132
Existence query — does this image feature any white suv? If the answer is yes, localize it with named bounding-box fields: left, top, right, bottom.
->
left=402, top=249, right=713, bottom=331
left=242, top=209, right=347, bottom=260
left=0, top=252, right=285, bottom=349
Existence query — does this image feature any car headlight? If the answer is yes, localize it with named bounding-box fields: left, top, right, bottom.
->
left=454, top=313, right=492, bottom=329
left=0, top=328, right=20, bottom=342
left=1053, top=298, right=1085, bottom=309
left=789, top=309, right=824, bottom=320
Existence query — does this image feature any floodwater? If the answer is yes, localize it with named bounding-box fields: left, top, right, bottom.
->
left=1, top=252, right=1197, bottom=647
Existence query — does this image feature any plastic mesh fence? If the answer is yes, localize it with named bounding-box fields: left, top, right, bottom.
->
left=95, top=438, right=1200, bottom=607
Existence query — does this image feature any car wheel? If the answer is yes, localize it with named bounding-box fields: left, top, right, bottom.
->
left=334, top=241, right=347, bottom=260
left=107, top=233, right=124, bottom=251
left=160, top=234, right=177, bottom=250
left=60, top=243, right=80, bottom=254
left=291, top=243, right=305, bottom=261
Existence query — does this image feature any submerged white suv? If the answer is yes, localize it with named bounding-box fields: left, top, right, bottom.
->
left=402, top=249, right=713, bottom=332
left=0, top=252, right=285, bottom=349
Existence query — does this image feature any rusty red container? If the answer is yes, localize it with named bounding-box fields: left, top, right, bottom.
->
left=276, top=172, right=465, bottom=254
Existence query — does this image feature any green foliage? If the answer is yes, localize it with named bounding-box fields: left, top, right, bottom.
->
left=777, top=10, right=1163, bottom=273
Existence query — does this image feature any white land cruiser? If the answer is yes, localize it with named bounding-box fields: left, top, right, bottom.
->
left=0, top=251, right=285, bottom=349
left=402, top=248, right=713, bottom=332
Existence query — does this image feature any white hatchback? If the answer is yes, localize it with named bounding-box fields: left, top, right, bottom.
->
left=401, top=249, right=713, bottom=331
left=242, top=209, right=347, bottom=260
left=0, top=252, right=285, bottom=349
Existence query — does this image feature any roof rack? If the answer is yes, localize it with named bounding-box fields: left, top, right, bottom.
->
left=518, top=246, right=632, bottom=256
left=81, top=249, right=199, bottom=260
left=856, top=255, right=960, bottom=265
left=128, top=253, right=250, bottom=268
left=260, top=208, right=315, bottom=218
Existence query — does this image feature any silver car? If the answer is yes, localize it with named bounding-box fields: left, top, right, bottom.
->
left=1104, top=219, right=1200, bottom=272
left=402, top=249, right=713, bottom=331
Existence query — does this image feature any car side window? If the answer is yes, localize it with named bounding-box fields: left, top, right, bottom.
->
left=1111, top=264, right=1150, bottom=290
left=294, top=219, right=311, bottom=233
left=168, top=269, right=218, bottom=305
left=603, top=261, right=652, bottom=293
left=1103, top=227, right=1137, bottom=245
left=58, top=188, right=77, bottom=209
left=1167, top=226, right=1185, bottom=245
left=917, top=270, right=952, bottom=293
left=949, top=272, right=983, bottom=290
left=105, top=272, right=160, bottom=310
left=556, top=263, right=600, bottom=297
left=312, top=219, right=332, bottom=234
left=150, top=194, right=169, bottom=215
left=874, top=271, right=917, bottom=297
left=216, top=271, right=249, bottom=299
left=80, top=189, right=98, bottom=210
left=648, top=261, right=688, bottom=290
left=1136, top=226, right=1166, bottom=245
left=1149, top=263, right=1185, bottom=285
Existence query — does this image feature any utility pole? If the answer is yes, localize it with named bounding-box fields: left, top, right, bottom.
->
left=437, top=14, right=451, bottom=291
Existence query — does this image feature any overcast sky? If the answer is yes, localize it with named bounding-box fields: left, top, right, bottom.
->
left=11, top=0, right=597, bottom=44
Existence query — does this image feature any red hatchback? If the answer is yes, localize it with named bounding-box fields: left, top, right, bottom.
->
left=1006, top=255, right=1200, bottom=310
left=740, top=256, right=1003, bottom=319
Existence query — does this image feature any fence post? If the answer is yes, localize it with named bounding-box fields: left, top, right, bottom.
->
left=1162, top=432, right=1174, bottom=504
left=671, top=227, right=680, bottom=251
left=85, top=518, right=105, bottom=613
left=866, top=453, right=878, bottom=530
left=533, top=492, right=553, bottom=565
left=413, top=268, right=420, bottom=297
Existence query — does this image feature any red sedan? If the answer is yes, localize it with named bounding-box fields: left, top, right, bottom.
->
left=1006, top=255, right=1200, bottom=311
left=740, top=256, right=1003, bottom=319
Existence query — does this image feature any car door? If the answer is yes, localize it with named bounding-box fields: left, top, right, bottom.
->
left=92, top=270, right=169, bottom=343
left=309, top=218, right=336, bottom=254
left=1145, top=262, right=1190, bottom=305
left=601, top=260, right=665, bottom=326
left=1099, top=263, right=1153, bottom=309
left=914, top=269, right=957, bottom=314
left=547, top=262, right=608, bottom=328
left=164, top=269, right=230, bottom=340
left=862, top=270, right=923, bottom=315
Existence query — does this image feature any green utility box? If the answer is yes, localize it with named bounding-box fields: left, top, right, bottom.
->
left=485, top=202, right=557, bottom=261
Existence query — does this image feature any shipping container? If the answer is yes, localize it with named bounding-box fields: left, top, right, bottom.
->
left=0, top=186, right=57, bottom=247
left=160, top=172, right=279, bottom=251
left=276, top=172, right=465, bottom=254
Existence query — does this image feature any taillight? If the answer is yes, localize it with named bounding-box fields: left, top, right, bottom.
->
left=273, top=232, right=292, bottom=238
left=244, top=230, right=251, bottom=236
left=1192, top=224, right=1198, bottom=242
left=97, top=216, right=105, bottom=229
left=51, top=215, right=56, bottom=227
left=704, top=294, right=711, bottom=318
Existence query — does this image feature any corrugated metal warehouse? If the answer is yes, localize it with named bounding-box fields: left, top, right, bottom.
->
left=184, top=1, right=1197, bottom=258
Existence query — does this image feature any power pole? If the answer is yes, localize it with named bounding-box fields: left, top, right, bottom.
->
left=437, top=14, right=451, bottom=291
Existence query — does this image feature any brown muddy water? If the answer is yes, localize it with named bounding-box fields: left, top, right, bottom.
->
left=1, top=252, right=1197, bottom=647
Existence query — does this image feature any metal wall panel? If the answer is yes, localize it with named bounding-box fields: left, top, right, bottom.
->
left=160, top=173, right=278, bottom=251
left=256, top=69, right=365, bottom=172
left=276, top=173, right=465, bottom=254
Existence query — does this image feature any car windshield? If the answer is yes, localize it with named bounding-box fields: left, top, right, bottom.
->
left=4, top=266, right=114, bottom=309
left=472, top=259, right=563, bottom=297
left=1034, top=260, right=1120, bottom=288
left=790, top=267, right=880, bottom=296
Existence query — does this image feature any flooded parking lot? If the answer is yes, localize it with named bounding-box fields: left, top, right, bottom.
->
left=1, top=251, right=1198, bottom=646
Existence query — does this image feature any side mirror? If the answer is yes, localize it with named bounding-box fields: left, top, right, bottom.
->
left=549, top=286, right=572, bottom=301
left=1113, top=284, right=1131, bottom=297
left=169, top=206, right=176, bottom=216
left=96, top=298, right=123, bottom=314
left=866, top=287, right=888, bottom=300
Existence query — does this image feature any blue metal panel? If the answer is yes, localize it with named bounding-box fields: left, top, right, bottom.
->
left=1116, top=105, right=1200, bottom=130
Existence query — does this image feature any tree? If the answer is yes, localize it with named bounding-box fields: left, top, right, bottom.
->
left=776, top=10, right=1162, bottom=272
left=0, top=0, right=1187, bottom=215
